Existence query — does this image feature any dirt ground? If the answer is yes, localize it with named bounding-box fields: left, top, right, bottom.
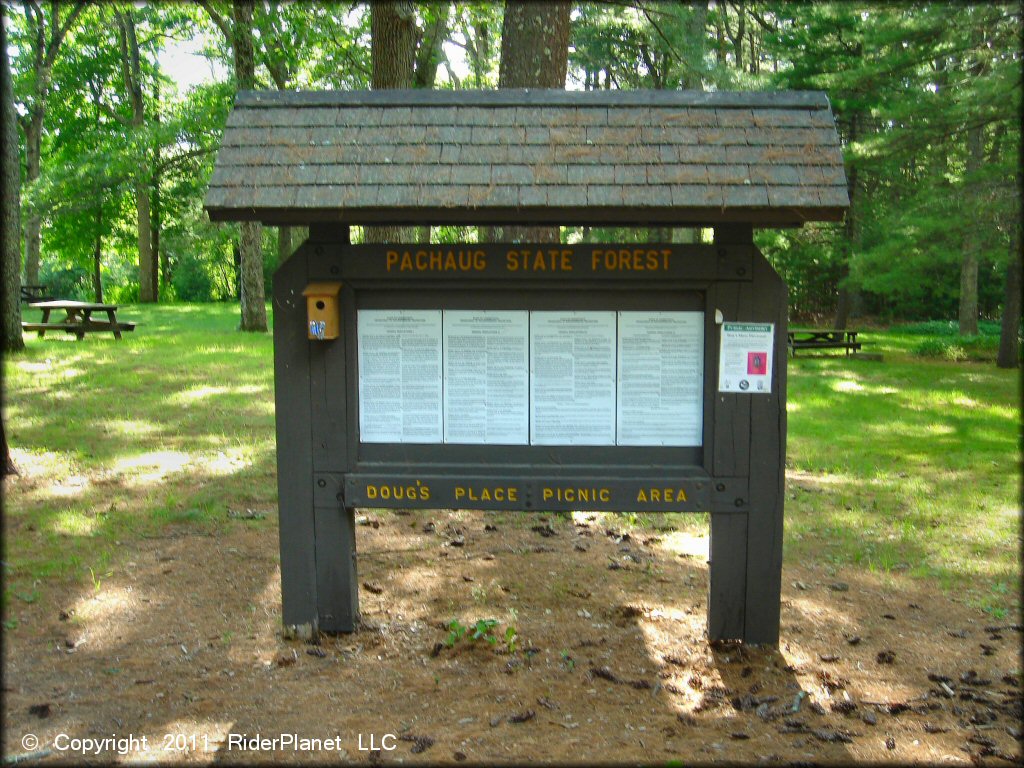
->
left=2, top=489, right=1022, bottom=765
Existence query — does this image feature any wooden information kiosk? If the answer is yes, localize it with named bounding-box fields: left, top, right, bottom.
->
left=206, top=89, right=848, bottom=645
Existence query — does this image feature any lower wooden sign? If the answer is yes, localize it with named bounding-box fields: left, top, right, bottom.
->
left=344, top=473, right=710, bottom=512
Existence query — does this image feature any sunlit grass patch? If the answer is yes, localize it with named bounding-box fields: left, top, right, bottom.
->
left=2, top=306, right=1020, bottom=623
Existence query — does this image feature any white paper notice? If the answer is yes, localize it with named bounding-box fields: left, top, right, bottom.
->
left=358, top=309, right=443, bottom=442
left=616, top=312, right=704, bottom=446
left=718, top=322, right=774, bottom=394
left=530, top=311, right=616, bottom=445
left=443, top=310, right=529, bottom=444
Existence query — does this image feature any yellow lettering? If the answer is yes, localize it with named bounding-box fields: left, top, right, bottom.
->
left=367, top=485, right=378, bottom=499
left=599, top=488, right=610, bottom=502
left=508, top=487, right=518, bottom=502
left=430, top=251, right=442, bottom=270
left=635, top=487, right=688, bottom=503
left=543, top=488, right=554, bottom=501
left=386, top=251, right=399, bottom=271
left=415, top=251, right=428, bottom=270
left=400, top=253, right=413, bottom=271
left=474, top=250, right=486, bottom=270
left=661, top=249, right=671, bottom=269
left=455, top=487, right=466, bottom=500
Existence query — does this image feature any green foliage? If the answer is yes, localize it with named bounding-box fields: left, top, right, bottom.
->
left=914, top=334, right=1001, bottom=362
left=443, top=618, right=518, bottom=652
left=172, top=252, right=215, bottom=302
left=444, top=618, right=467, bottom=646
left=38, top=262, right=90, bottom=301
left=900, top=320, right=1002, bottom=337
left=7, top=1, right=1022, bottom=331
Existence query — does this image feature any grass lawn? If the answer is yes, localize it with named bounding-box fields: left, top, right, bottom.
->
left=2, top=304, right=1020, bottom=623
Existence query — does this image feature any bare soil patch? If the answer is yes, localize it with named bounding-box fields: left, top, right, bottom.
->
left=2, top=502, right=1021, bottom=765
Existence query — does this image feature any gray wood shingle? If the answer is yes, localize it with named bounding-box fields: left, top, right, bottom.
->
left=206, top=89, right=848, bottom=226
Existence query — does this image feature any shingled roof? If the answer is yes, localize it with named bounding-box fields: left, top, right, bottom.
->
left=205, top=89, right=848, bottom=227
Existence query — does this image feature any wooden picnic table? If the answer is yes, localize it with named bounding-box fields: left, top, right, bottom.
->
left=24, top=300, right=136, bottom=340
left=787, top=328, right=861, bottom=357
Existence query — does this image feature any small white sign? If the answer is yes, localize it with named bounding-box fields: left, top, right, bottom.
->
left=718, top=322, right=774, bottom=394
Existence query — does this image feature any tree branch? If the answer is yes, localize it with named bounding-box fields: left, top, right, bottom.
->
left=199, top=0, right=233, bottom=43
left=639, top=5, right=683, bottom=62
left=45, top=0, right=87, bottom=69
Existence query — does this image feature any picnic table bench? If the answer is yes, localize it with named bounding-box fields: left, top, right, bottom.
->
left=787, top=328, right=861, bottom=357
left=20, top=284, right=53, bottom=303
left=23, top=300, right=136, bottom=340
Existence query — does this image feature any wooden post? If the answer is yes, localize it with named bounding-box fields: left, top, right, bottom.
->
left=710, top=224, right=786, bottom=644
left=274, top=224, right=359, bottom=637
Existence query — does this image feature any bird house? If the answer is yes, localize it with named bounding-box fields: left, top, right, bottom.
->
left=302, top=282, right=342, bottom=340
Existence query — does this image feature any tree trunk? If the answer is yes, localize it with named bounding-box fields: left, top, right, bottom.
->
left=16, top=2, right=85, bottom=288
left=277, top=226, right=293, bottom=264
left=414, top=3, right=450, bottom=88
left=366, top=0, right=417, bottom=245
left=683, top=2, right=708, bottom=89
left=497, top=0, right=571, bottom=244
left=996, top=222, right=1021, bottom=368
left=714, top=12, right=727, bottom=65
left=238, top=221, right=265, bottom=329
left=958, top=123, right=983, bottom=336
left=117, top=9, right=155, bottom=303
left=834, top=111, right=861, bottom=330
left=233, top=0, right=267, bottom=330
left=92, top=207, right=103, bottom=303
left=23, top=117, right=41, bottom=287
left=1, top=8, right=24, bottom=352
left=498, top=1, right=571, bottom=88
left=151, top=69, right=161, bottom=301
left=134, top=179, right=154, bottom=301
left=2, top=417, right=17, bottom=478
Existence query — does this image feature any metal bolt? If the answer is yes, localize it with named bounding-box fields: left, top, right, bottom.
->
left=717, top=248, right=727, bottom=258
left=317, top=479, right=327, bottom=488
left=330, top=265, right=340, bottom=275
left=736, top=267, right=746, bottom=276
left=716, top=483, right=726, bottom=492
left=734, top=498, right=745, bottom=507
left=315, top=246, right=324, bottom=255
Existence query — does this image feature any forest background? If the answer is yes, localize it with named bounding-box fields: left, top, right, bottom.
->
left=1, top=1, right=1020, bottom=363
